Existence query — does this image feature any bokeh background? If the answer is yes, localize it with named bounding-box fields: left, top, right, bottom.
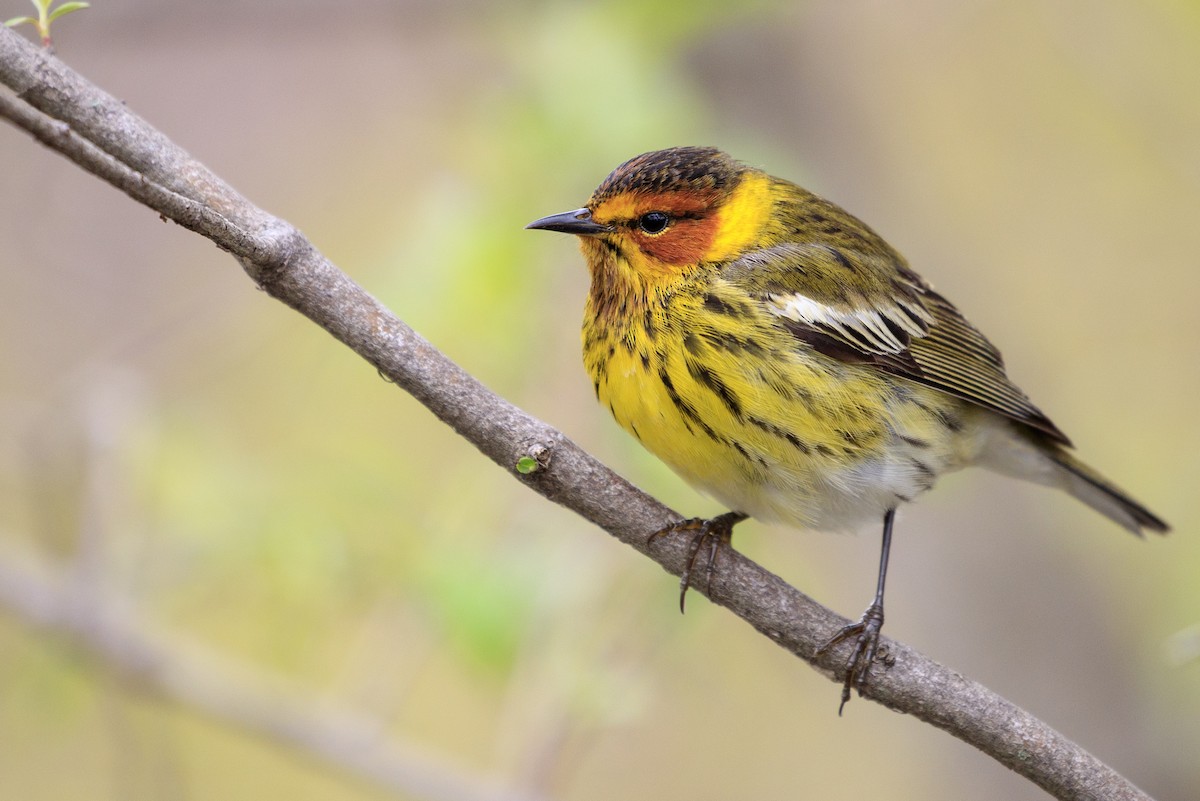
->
left=2, top=1, right=1198, bottom=799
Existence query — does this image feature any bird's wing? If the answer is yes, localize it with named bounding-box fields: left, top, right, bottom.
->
left=721, top=242, right=1070, bottom=445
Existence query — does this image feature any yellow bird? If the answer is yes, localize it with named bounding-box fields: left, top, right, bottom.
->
left=527, top=146, right=1167, bottom=710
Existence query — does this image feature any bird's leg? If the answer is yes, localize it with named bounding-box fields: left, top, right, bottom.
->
left=817, top=507, right=896, bottom=714
left=649, top=511, right=748, bottom=612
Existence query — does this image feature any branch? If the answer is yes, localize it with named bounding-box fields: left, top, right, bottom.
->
left=0, top=544, right=548, bottom=801
left=0, top=28, right=1152, bottom=801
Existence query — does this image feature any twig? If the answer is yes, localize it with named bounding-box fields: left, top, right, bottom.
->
left=0, top=27, right=1153, bottom=801
left=0, top=545, right=549, bottom=801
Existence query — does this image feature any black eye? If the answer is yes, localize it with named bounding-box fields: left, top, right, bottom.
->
left=637, top=212, right=670, bottom=235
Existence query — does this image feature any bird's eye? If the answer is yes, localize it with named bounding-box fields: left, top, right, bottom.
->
left=637, top=212, right=670, bottom=235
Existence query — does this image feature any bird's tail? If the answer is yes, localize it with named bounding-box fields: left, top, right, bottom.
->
left=978, top=423, right=1169, bottom=535
left=1042, top=446, right=1169, bottom=535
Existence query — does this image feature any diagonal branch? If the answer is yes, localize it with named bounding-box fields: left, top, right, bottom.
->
left=0, top=28, right=1152, bottom=801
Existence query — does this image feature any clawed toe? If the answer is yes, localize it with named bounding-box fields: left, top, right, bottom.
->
left=817, top=603, right=885, bottom=715
left=648, top=511, right=747, bottom=612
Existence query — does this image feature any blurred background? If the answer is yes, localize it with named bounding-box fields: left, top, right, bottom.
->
left=2, top=1, right=1198, bottom=799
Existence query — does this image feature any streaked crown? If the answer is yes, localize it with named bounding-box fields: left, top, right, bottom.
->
left=589, top=146, right=747, bottom=205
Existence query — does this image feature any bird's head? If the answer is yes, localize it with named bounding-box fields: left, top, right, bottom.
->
left=527, top=147, right=776, bottom=285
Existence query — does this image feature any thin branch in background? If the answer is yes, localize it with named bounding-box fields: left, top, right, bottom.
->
left=0, top=545, right=552, bottom=801
left=0, top=27, right=1157, bottom=801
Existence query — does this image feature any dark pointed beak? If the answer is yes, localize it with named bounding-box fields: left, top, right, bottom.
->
left=525, top=208, right=612, bottom=236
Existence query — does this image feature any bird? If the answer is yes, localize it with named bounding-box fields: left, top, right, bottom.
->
left=526, top=146, right=1168, bottom=711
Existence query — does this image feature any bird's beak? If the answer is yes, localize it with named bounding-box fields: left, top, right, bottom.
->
left=525, top=208, right=612, bottom=236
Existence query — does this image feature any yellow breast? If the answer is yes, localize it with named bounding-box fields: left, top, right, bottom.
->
left=582, top=278, right=976, bottom=531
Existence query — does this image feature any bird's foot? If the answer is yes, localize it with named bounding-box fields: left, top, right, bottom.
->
left=648, top=511, right=747, bottom=612
left=817, top=602, right=885, bottom=715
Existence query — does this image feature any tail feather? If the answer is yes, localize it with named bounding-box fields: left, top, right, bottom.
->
left=977, top=421, right=1169, bottom=535
left=1044, top=448, right=1169, bottom=536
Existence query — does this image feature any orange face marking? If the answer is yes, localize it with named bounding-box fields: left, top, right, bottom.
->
left=592, top=190, right=723, bottom=269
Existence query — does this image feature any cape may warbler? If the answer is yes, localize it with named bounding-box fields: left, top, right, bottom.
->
left=527, top=146, right=1167, bottom=710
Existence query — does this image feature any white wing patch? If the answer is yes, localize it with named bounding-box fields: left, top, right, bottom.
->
left=766, top=292, right=932, bottom=355
left=726, top=242, right=935, bottom=357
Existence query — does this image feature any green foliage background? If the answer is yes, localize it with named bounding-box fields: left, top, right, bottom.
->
left=1, top=1, right=1198, bottom=799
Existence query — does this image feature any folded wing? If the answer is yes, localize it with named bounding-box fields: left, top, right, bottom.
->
left=723, top=242, right=1070, bottom=445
